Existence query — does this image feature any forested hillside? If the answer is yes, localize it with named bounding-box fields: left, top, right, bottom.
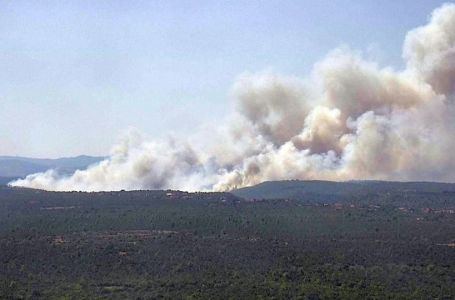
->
left=233, top=180, right=455, bottom=203
left=0, top=185, right=454, bottom=299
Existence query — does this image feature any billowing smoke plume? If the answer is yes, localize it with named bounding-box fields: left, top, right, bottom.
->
left=10, top=3, right=455, bottom=191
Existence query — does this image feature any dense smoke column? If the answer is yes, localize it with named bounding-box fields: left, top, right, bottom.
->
left=10, top=3, right=455, bottom=192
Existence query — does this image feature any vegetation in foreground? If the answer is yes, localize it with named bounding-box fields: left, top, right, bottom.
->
left=0, top=185, right=454, bottom=299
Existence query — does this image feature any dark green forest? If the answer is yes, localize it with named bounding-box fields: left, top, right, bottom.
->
left=0, top=183, right=454, bottom=299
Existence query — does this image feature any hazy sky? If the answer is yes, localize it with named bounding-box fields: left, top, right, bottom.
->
left=0, top=0, right=448, bottom=158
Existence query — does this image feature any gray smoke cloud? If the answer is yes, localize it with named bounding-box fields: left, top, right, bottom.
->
left=10, top=3, right=455, bottom=192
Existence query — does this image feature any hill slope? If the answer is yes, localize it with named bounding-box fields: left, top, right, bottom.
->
left=232, top=180, right=455, bottom=202
left=0, top=187, right=453, bottom=298
left=0, top=155, right=104, bottom=178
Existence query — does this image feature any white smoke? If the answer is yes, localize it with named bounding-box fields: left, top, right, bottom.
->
left=10, top=3, right=455, bottom=192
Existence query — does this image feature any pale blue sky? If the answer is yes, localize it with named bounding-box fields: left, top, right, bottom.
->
left=0, top=0, right=448, bottom=158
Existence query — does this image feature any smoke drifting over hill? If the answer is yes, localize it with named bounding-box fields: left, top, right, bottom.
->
left=10, top=4, right=455, bottom=192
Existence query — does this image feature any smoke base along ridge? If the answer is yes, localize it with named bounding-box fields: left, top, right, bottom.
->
left=10, top=3, right=455, bottom=192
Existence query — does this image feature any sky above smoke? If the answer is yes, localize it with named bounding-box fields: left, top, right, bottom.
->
left=10, top=3, right=455, bottom=191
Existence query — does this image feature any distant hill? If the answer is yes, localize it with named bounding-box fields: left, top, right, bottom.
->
left=0, top=177, right=17, bottom=185
left=0, top=155, right=105, bottom=179
left=232, top=180, right=455, bottom=202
